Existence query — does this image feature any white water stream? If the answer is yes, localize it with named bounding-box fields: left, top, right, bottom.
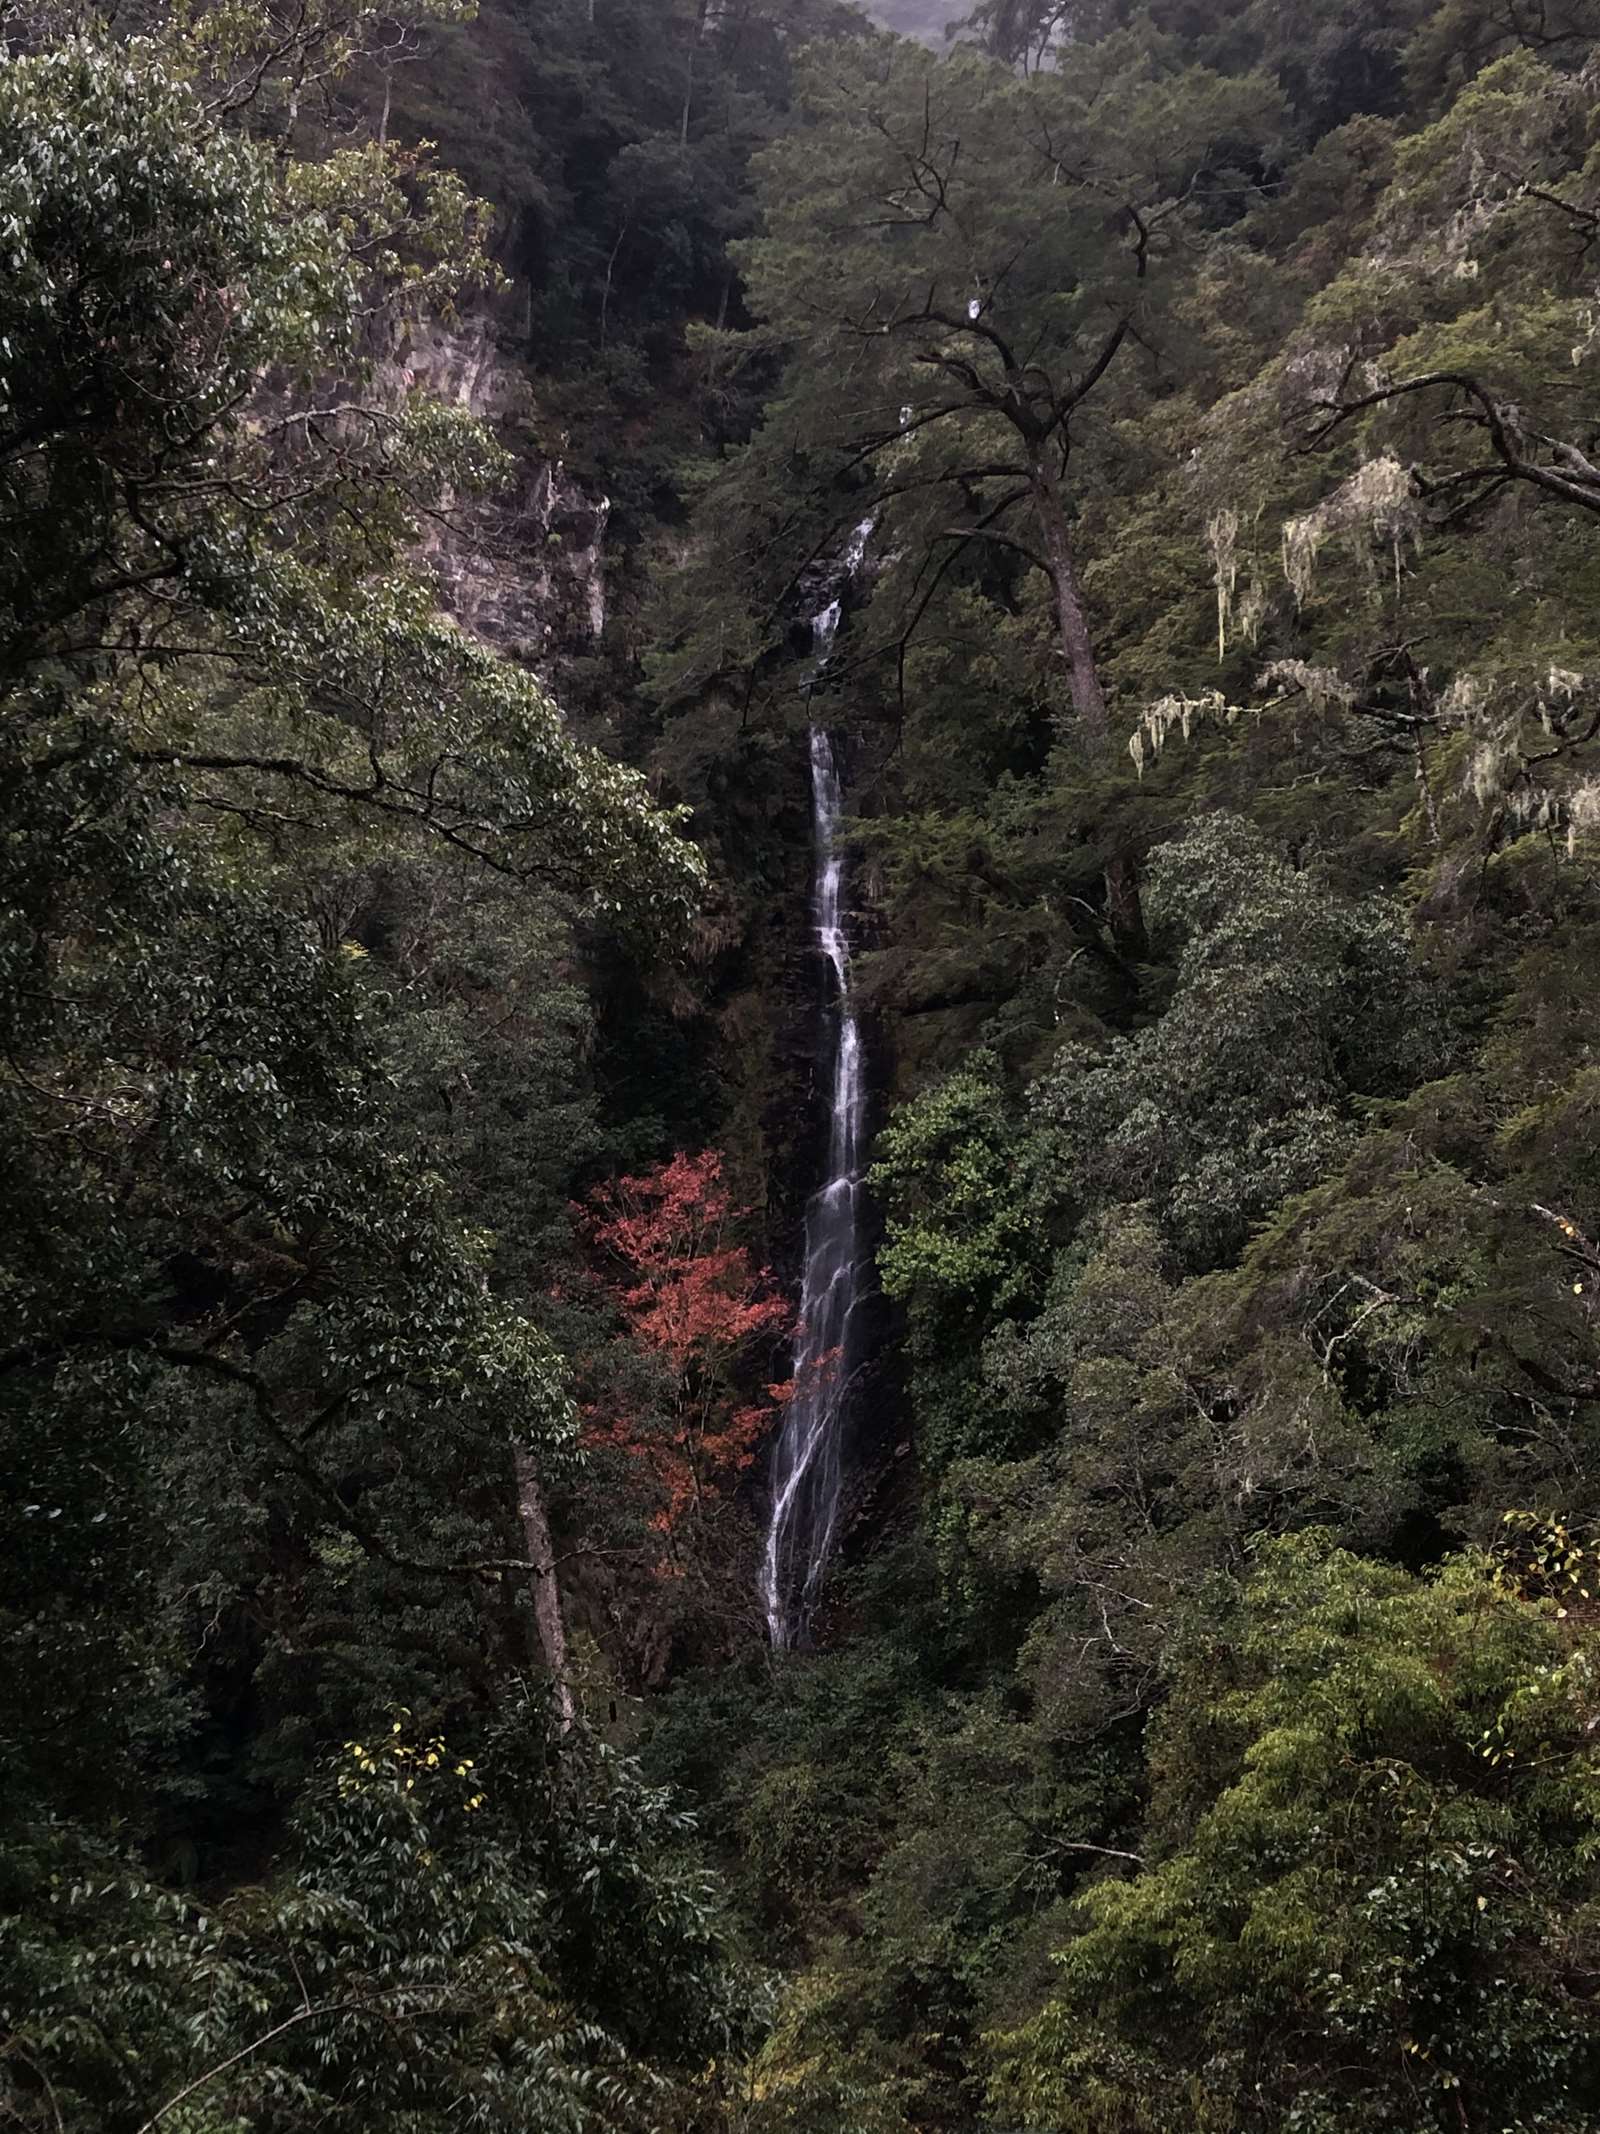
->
left=760, top=526, right=872, bottom=1648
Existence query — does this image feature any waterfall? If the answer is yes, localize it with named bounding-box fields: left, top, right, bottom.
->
left=760, top=525, right=873, bottom=1649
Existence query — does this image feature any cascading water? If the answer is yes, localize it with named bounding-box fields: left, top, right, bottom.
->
left=761, top=526, right=873, bottom=1649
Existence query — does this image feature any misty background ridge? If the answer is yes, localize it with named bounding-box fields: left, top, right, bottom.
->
left=863, top=0, right=963, bottom=40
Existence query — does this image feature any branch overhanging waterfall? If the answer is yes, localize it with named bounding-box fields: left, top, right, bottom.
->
left=760, top=520, right=874, bottom=1651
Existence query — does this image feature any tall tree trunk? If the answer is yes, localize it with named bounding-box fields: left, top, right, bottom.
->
left=1029, top=456, right=1147, bottom=960
left=598, top=219, right=627, bottom=352
left=680, top=0, right=710, bottom=147
left=513, top=1445, right=575, bottom=1732
left=1030, top=456, right=1108, bottom=742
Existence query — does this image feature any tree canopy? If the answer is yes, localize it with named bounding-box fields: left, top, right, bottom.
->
left=13, top=0, right=1600, bottom=2127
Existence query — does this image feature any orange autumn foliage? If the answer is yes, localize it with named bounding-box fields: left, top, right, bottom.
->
left=581, top=1151, right=793, bottom=1532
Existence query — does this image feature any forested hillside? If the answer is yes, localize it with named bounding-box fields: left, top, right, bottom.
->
left=8, top=0, right=1600, bottom=2129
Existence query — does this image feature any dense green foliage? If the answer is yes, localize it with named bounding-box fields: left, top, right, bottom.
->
left=0, top=14, right=748, bottom=2130
left=12, top=0, right=1600, bottom=2127
left=637, top=0, right=1600, bottom=2123
left=988, top=1535, right=1600, bottom=2131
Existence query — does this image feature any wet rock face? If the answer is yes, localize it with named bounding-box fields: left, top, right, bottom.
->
left=389, top=313, right=610, bottom=662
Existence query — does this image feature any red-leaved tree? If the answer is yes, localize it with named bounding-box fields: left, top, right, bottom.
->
left=581, top=1151, right=792, bottom=1537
